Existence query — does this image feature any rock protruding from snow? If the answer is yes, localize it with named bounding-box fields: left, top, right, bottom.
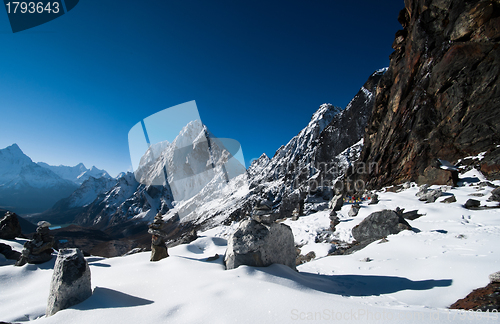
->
left=348, top=204, right=361, bottom=217
left=351, top=210, right=411, bottom=243
left=489, top=271, right=500, bottom=284
left=368, top=194, right=379, bottom=205
left=148, top=213, right=169, bottom=261
left=16, top=221, right=55, bottom=266
left=0, top=211, right=22, bottom=239
left=464, top=199, right=481, bottom=209
left=0, top=242, right=21, bottom=260
left=328, top=194, right=344, bottom=211
left=46, top=248, right=92, bottom=316
left=416, top=186, right=443, bottom=203
left=489, top=187, right=500, bottom=202
left=224, top=219, right=296, bottom=271
left=441, top=195, right=457, bottom=203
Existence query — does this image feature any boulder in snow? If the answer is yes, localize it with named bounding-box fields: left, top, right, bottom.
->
left=0, top=242, right=21, bottom=260
left=351, top=209, right=411, bottom=243
left=368, top=193, right=379, bottom=205
left=0, top=211, right=22, bottom=240
left=224, top=219, right=296, bottom=270
left=46, top=248, right=92, bottom=316
left=488, top=187, right=500, bottom=202
left=464, top=199, right=481, bottom=209
left=348, top=204, right=361, bottom=217
left=441, top=195, right=457, bottom=203
left=416, top=186, right=443, bottom=203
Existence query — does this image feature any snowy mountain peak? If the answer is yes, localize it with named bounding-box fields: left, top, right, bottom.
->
left=0, top=143, right=33, bottom=165
left=173, top=119, right=205, bottom=149
left=308, top=104, right=342, bottom=135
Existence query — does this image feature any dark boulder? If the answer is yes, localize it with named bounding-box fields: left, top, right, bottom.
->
left=464, top=199, right=481, bottom=209
left=489, top=187, right=500, bottom=202
left=441, top=195, right=457, bottom=203
left=0, top=211, right=22, bottom=240
left=0, top=242, right=21, bottom=260
left=352, top=210, right=411, bottom=242
left=402, top=210, right=425, bottom=220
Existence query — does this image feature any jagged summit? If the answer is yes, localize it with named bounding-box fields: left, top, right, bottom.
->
left=38, top=161, right=111, bottom=185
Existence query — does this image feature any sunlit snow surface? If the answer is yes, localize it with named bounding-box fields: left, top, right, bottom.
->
left=1, top=169, right=500, bottom=323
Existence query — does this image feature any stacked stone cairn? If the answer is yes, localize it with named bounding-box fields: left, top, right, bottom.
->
left=15, top=221, right=54, bottom=266
left=148, top=213, right=169, bottom=262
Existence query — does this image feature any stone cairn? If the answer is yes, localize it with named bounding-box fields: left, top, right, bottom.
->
left=16, top=221, right=54, bottom=266
left=148, top=213, right=169, bottom=262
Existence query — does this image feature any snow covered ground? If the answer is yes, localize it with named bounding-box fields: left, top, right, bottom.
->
left=1, top=169, right=500, bottom=323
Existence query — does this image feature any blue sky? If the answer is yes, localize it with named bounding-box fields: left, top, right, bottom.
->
left=0, top=0, right=403, bottom=177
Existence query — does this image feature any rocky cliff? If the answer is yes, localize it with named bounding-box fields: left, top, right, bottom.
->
left=356, top=0, right=500, bottom=189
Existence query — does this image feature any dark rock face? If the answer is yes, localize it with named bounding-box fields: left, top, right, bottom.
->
left=224, top=219, right=296, bottom=270
left=351, top=210, right=411, bottom=242
left=355, top=0, right=500, bottom=189
left=0, top=211, right=22, bottom=239
left=46, top=248, right=92, bottom=316
left=450, top=279, right=500, bottom=311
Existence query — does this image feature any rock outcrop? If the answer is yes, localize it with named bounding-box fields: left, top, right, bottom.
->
left=351, top=209, right=411, bottom=243
left=224, top=218, right=296, bottom=270
left=0, top=211, right=22, bottom=239
left=353, top=0, right=500, bottom=190
left=15, top=221, right=55, bottom=266
left=46, top=248, right=92, bottom=316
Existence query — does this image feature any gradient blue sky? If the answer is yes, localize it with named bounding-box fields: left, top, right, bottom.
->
left=0, top=0, right=403, bottom=177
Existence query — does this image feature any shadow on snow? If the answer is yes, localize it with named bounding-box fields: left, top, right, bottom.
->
left=73, top=287, right=154, bottom=310
left=250, top=264, right=452, bottom=297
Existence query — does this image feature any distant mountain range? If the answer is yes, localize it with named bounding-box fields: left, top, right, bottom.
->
left=27, top=69, right=383, bottom=244
left=0, top=68, right=384, bottom=240
left=37, top=162, right=112, bottom=185
left=0, top=144, right=113, bottom=215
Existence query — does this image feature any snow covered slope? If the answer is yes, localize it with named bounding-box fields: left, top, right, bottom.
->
left=34, top=176, right=117, bottom=225
left=1, top=170, right=499, bottom=323
left=0, top=144, right=78, bottom=214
